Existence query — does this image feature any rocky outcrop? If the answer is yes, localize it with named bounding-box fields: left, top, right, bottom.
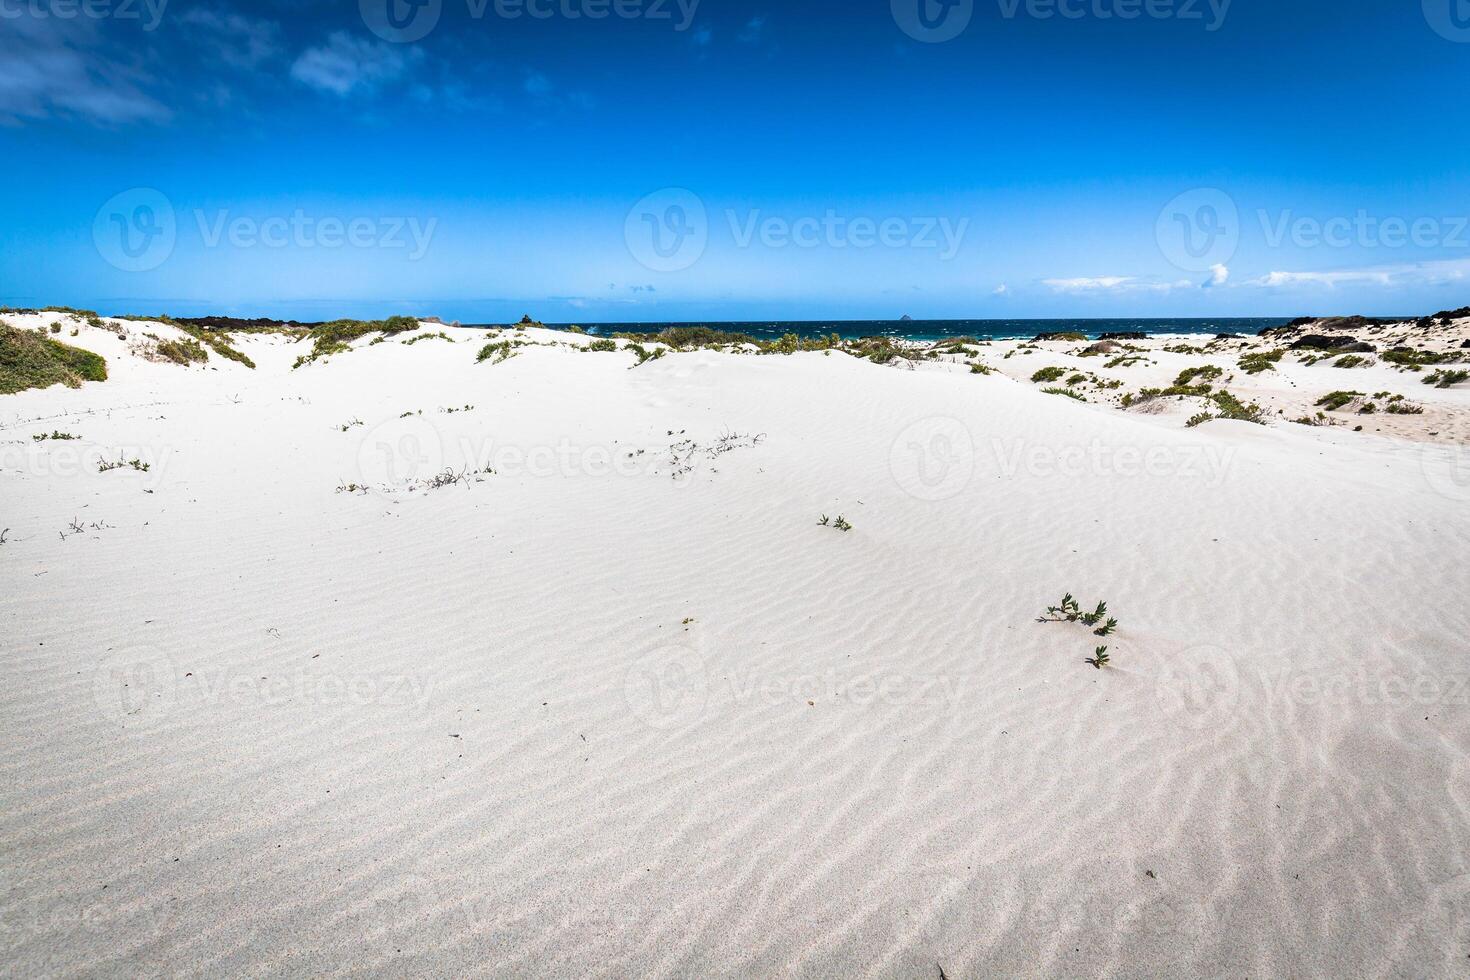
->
left=1290, top=335, right=1376, bottom=352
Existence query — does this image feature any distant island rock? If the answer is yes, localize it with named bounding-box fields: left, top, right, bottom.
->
left=900, top=315, right=913, bottom=321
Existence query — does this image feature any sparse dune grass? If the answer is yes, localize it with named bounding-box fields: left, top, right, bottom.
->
left=293, top=316, right=420, bottom=368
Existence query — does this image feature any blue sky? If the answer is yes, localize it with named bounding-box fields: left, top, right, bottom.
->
left=2, top=0, right=1469, bottom=322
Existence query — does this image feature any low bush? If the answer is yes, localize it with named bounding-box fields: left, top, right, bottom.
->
left=0, top=323, right=108, bottom=393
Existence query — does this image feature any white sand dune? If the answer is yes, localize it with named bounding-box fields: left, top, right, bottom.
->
left=2, top=315, right=1468, bottom=977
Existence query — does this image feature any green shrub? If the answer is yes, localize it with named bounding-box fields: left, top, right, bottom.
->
left=1424, top=369, right=1469, bottom=389
left=155, top=337, right=208, bottom=365
left=613, top=326, right=758, bottom=350
left=628, top=343, right=666, bottom=366
left=1238, top=350, right=1284, bottom=375
left=476, top=340, right=517, bottom=364
left=1315, top=390, right=1364, bottom=412
left=403, top=331, right=452, bottom=345
left=1041, top=386, right=1086, bottom=401
left=1383, top=348, right=1460, bottom=370
left=1031, top=366, right=1067, bottom=383
left=1174, top=365, right=1224, bottom=387
left=294, top=316, right=419, bottom=367
left=0, top=324, right=108, bottom=394
left=1211, top=390, right=1267, bottom=423
left=586, top=339, right=617, bottom=352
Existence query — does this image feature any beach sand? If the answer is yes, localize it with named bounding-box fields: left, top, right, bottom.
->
left=2, top=313, right=1468, bottom=976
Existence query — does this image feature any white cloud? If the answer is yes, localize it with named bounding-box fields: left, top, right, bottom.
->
left=1205, top=263, right=1229, bottom=287
left=1043, top=276, right=1137, bottom=292
left=291, top=32, right=420, bottom=97
left=992, top=283, right=1009, bottom=295
left=1246, top=258, right=1470, bottom=289
left=0, top=17, right=168, bottom=125
left=1043, top=275, right=1195, bottom=294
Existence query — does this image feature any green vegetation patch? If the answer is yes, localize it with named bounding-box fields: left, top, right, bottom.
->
left=1315, top=390, right=1364, bottom=412
left=1174, top=364, right=1224, bottom=387
left=1238, top=350, right=1285, bottom=375
left=155, top=336, right=209, bottom=365
left=0, top=323, right=108, bottom=394
left=293, top=316, right=419, bottom=368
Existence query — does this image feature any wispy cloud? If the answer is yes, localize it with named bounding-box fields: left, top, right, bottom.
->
left=1245, top=258, right=1470, bottom=289
left=1204, top=263, right=1229, bottom=288
left=291, top=32, right=421, bottom=97
left=181, top=8, right=283, bottom=70
left=0, top=17, right=169, bottom=125
left=738, top=16, right=768, bottom=43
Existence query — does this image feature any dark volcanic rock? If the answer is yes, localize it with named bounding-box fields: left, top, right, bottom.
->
left=1462, top=339, right=1470, bottom=349
left=1034, top=331, right=1089, bottom=341
left=1099, top=332, right=1147, bottom=341
left=1291, top=334, right=1375, bottom=352
left=1215, top=333, right=1244, bottom=340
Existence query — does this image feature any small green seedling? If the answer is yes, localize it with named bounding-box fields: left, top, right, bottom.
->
left=1043, top=593, right=1081, bottom=621
left=1086, top=646, right=1111, bottom=670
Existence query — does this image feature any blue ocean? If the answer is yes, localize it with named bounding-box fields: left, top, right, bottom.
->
left=550, top=318, right=1295, bottom=342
